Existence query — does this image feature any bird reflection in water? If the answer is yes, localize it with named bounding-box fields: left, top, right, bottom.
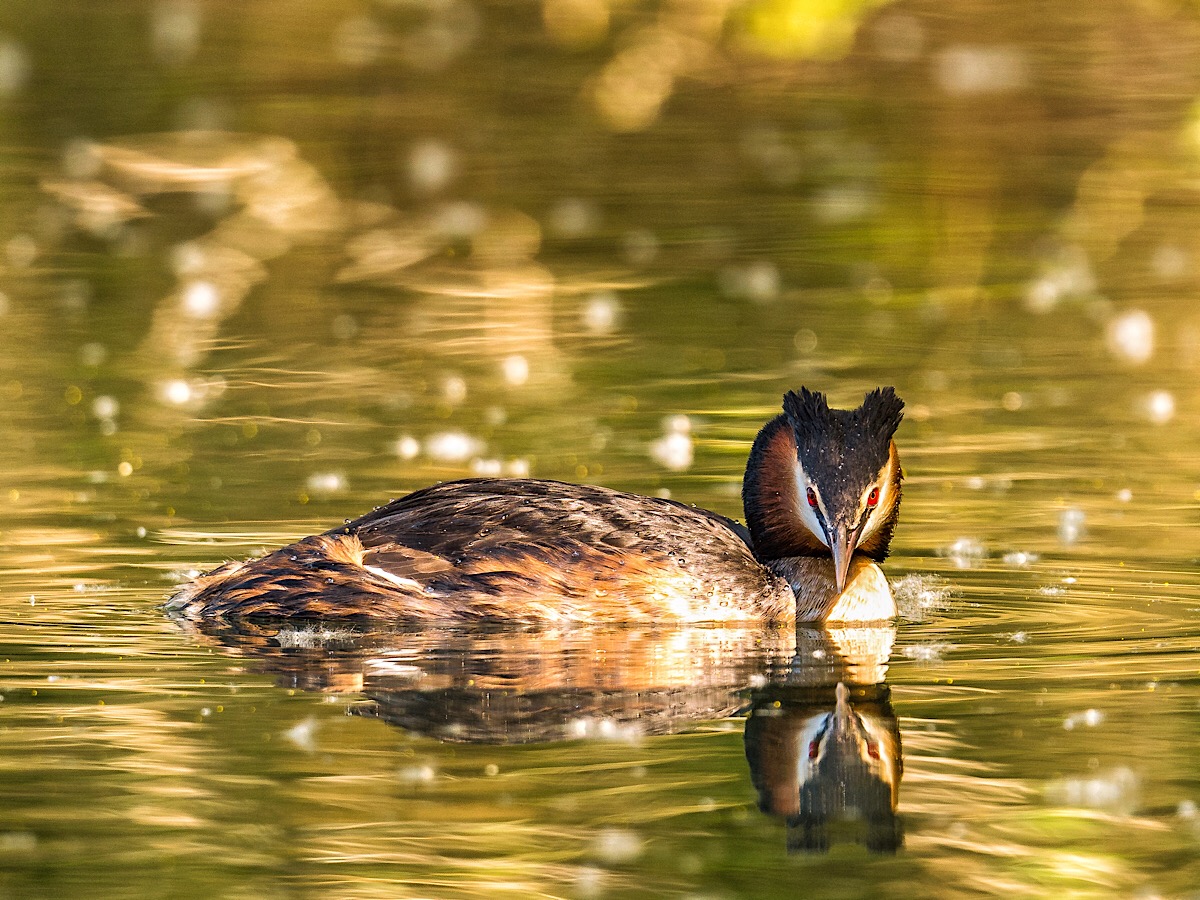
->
left=176, top=619, right=902, bottom=850
left=744, top=626, right=903, bottom=853
left=177, top=619, right=798, bottom=742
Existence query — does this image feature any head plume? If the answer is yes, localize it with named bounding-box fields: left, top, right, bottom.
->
left=782, top=387, right=903, bottom=475
left=743, top=386, right=905, bottom=572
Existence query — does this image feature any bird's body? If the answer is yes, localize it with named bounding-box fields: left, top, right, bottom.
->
left=167, top=387, right=905, bottom=624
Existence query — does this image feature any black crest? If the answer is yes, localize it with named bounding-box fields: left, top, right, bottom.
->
left=782, top=387, right=904, bottom=500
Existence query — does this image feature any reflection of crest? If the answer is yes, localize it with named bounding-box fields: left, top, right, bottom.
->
left=743, top=626, right=903, bottom=853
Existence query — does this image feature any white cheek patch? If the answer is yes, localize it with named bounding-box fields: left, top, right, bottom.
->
left=792, top=459, right=829, bottom=548
left=858, top=466, right=896, bottom=542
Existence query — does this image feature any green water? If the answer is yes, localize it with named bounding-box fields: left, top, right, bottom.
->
left=2, top=1, right=1200, bottom=896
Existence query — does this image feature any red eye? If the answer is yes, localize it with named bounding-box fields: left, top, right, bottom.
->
left=806, top=488, right=819, bottom=508
left=809, top=741, right=820, bottom=759
left=867, top=742, right=880, bottom=760
left=867, top=487, right=879, bottom=507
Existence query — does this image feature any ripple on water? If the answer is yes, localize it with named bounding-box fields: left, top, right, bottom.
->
left=892, top=573, right=956, bottom=619
left=274, top=624, right=360, bottom=649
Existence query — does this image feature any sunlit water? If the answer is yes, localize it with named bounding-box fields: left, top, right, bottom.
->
left=2, top=2, right=1200, bottom=897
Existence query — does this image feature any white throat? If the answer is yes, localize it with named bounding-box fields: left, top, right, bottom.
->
left=792, top=459, right=829, bottom=548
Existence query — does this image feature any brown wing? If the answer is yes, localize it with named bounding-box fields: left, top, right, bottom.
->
left=339, top=478, right=746, bottom=570
left=342, top=480, right=789, bottom=618
left=169, top=479, right=794, bottom=622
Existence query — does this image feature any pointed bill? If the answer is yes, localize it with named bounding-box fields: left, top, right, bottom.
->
left=829, top=521, right=863, bottom=594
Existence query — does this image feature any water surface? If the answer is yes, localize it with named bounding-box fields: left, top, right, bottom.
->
left=2, top=1, right=1200, bottom=897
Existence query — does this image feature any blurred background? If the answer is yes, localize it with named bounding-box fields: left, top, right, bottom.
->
left=2, top=0, right=1199, bottom=542
left=2, top=1, right=1200, bottom=897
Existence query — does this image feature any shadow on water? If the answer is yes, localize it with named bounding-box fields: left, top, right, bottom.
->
left=175, top=613, right=905, bottom=853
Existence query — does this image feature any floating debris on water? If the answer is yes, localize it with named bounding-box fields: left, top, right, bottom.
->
left=470, top=458, right=503, bottom=477
left=305, top=472, right=347, bottom=496
left=72, top=582, right=110, bottom=594
left=569, top=717, right=643, bottom=742
left=940, top=537, right=987, bottom=568
left=425, top=431, right=483, bottom=463
left=501, top=354, right=529, bottom=386
left=0, top=832, right=38, bottom=853
left=162, top=379, right=193, bottom=405
left=1106, top=309, right=1154, bottom=364
left=1138, top=390, right=1175, bottom=425
left=1063, top=708, right=1104, bottom=730
left=397, top=764, right=436, bottom=784
left=547, top=197, right=600, bottom=239
left=1046, top=767, right=1139, bottom=813
left=441, top=374, right=468, bottom=405
left=593, top=828, right=644, bottom=863
left=935, top=44, right=1030, bottom=97
left=283, top=717, right=318, bottom=752
left=582, top=291, right=621, bottom=334
left=394, top=435, right=420, bottom=460
left=622, top=228, right=657, bottom=266
left=718, top=260, right=781, bottom=303
left=650, top=415, right=693, bottom=471
left=91, top=395, right=119, bottom=420
left=1058, top=508, right=1086, bottom=545
left=902, top=642, right=953, bottom=662
left=407, top=138, right=457, bottom=196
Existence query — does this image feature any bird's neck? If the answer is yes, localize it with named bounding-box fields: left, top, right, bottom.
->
left=741, top=415, right=829, bottom=561
left=768, top=555, right=896, bottom=622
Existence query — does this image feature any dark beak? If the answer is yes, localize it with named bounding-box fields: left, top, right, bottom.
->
left=829, top=520, right=864, bottom=594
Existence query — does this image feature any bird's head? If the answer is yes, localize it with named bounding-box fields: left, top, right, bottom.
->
left=783, top=387, right=904, bottom=592
left=743, top=387, right=904, bottom=594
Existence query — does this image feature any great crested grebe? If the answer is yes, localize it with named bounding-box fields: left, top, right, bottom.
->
left=167, top=387, right=904, bottom=624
